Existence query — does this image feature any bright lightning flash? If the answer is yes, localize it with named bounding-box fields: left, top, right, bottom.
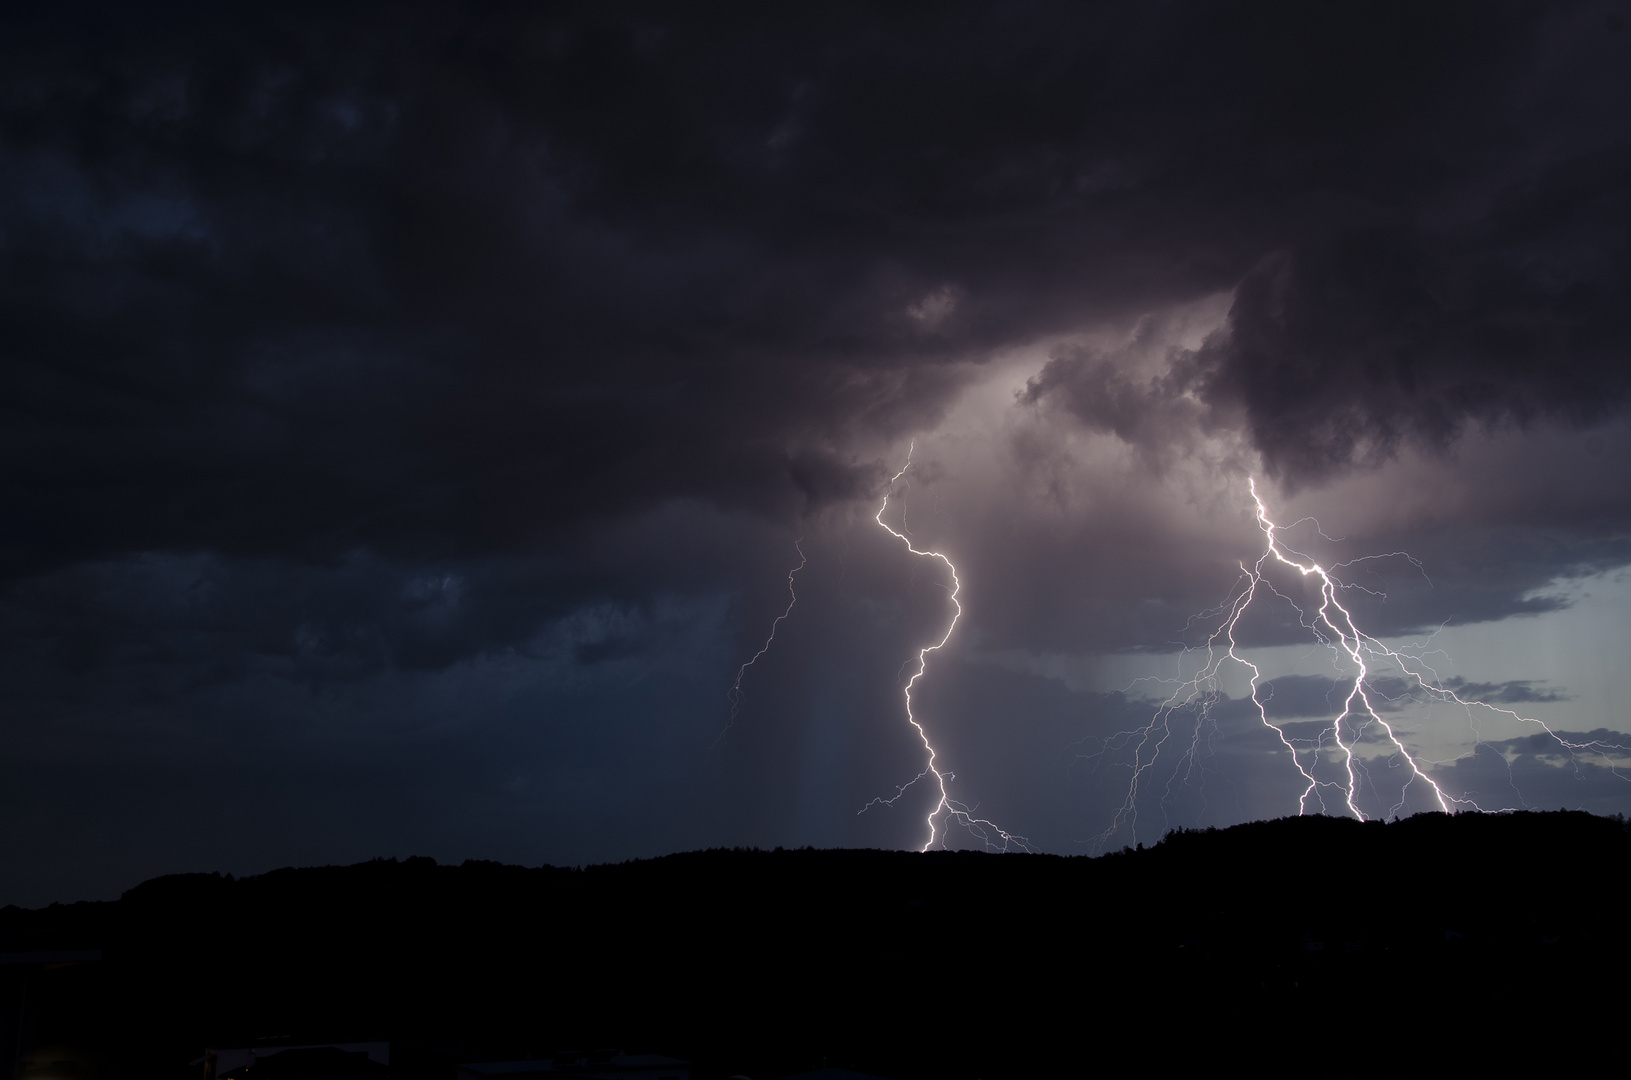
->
left=723, top=538, right=806, bottom=733
left=1097, top=478, right=1631, bottom=846
left=863, top=443, right=1030, bottom=853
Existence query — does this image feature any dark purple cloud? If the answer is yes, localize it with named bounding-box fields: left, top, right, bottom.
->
left=10, top=1, right=1629, bottom=575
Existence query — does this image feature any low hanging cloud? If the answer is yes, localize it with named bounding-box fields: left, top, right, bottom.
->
left=1027, top=195, right=1631, bottom=487
left=1208, top=209, right=1631, bottom=485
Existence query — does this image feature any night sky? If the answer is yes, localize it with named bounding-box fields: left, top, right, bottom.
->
left=5, top=2, right=1631, bottom=906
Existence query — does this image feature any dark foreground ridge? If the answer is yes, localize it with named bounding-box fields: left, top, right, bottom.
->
left=3, top=811, right=1626, bottom=1079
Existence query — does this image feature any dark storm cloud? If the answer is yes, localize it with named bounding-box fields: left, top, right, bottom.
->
left=1021, top=5, right=1631, bottom=486
left=1199, top=214, right=1631, bottom=486
left=1032, top=189, right=1631, bottom=485
left=10, top=1, right=1631, bottom=579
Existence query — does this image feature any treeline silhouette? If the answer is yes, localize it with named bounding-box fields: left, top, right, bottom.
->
left=3, top=811, right=1626, bottom=1079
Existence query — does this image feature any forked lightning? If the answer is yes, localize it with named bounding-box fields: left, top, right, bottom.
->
left=1098, top=478, right=1631, bottom=846
left=863, top=443, right=1030, bottom=852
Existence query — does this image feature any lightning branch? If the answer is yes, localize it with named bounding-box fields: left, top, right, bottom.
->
left=1094, top=479, right=1631, bottom=847
left=862, top=443, right=1031, bottom=853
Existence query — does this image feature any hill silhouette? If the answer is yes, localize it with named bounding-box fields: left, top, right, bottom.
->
left=3, top=811, right=1625, bottom=1079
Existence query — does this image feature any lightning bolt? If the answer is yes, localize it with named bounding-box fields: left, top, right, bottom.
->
left=863, top=442, right=1031, bottom=853
left=1095, top=478, right=1631, bottom=847
left=723, top=537, right=806, bottom=734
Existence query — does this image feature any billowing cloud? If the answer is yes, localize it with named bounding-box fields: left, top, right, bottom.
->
left=7, top=2, right=1628, bottom=575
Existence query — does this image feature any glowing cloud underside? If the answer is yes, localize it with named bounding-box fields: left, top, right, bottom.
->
left=863, top=443, right=1030, bottom=852
left=1098, top=478, right=1631, bottom=847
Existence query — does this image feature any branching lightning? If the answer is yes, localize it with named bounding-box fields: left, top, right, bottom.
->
left=1095, top=478, right=1631, bottom=847
left=723, top=537, right=806, bottom=734
left=863, top=442, right=1031, bottom=853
